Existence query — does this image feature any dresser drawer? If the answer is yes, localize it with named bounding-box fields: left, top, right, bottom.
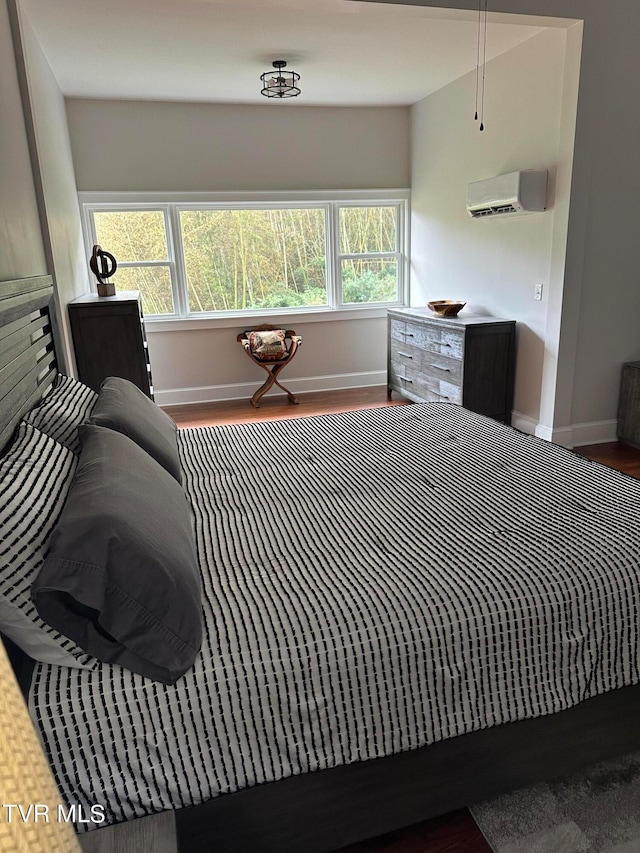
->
left=403, top=321, right=441, bottom=353
left=389, top=360, right=435, bottom=394
left=440, top=328, right=464, bottom=359
left=399, top=321, right=464, bottom=359
left=389, top=361, right=461, bottom=404
left=389, top=318, right=408, bottom=343
left=391, top=319, right=443, bottom=353
left=388, top=339, right=423, bottom=367
left=419, top=350, right=463, bottom=387
left=438, top=380, right=463, bottom=404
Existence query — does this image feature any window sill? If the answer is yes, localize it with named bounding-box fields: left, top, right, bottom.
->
left=145, top=305, right=397, bottom=332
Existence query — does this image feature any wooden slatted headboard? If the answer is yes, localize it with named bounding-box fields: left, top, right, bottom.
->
left=0, top=275, right=59, bottom=453
left=1, top=275, right=61, bottom=687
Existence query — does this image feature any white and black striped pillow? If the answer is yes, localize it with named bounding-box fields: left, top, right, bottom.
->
left=24, top=374, right=98, bottom=454
left=0, top=422, right=97, bottom=668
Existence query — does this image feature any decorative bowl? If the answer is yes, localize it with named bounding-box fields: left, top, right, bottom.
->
left=427, top=300, right=466, bottom=318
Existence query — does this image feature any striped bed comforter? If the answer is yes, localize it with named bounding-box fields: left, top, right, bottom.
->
left=29, top=403, right=640, bottom=827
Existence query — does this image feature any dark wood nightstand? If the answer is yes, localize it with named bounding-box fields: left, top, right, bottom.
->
left=618, top=361, right=640, bottom=448
left=68, top=291, right=153, bottom=397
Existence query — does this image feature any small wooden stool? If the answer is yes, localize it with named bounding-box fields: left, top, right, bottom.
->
left=238, top=325, right=302, bottom=408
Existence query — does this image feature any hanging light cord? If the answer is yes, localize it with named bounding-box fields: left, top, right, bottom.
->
left=474, top=0, right=482, bottom=121
left=474, top=0, right=488, bottom=130
left=480, top=0, right=488, bottom=131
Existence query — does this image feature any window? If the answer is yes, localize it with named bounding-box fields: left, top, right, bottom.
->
left=338, top=206, right=400, bottom=305
left=179, top=208, right=327, bottom=312
left=82, top=192, right=409, bottom=319
left=92, top=210, right=175, bottom=315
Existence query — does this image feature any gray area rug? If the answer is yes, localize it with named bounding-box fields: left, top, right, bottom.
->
left=472, top=751, right=640, bottom=852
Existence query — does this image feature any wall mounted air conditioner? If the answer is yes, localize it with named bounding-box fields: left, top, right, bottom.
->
left=466, top=169, right=547, bottom=218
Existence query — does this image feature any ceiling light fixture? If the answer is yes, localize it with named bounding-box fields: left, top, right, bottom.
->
left=260, top=60, right=301, bottom=99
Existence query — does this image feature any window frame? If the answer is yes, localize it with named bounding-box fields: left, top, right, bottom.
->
left=90, top=204, right=181, bottom=317
left=79, top=190, right=410, bottom=323
left=332, top=201, right=405, bottom=308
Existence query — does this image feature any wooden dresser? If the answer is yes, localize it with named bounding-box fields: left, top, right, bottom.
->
left=68, top=291, right=153, bottom=398
left=387, top=308, right=516, bottom=424
left=618, top=361, right=640, bottom=448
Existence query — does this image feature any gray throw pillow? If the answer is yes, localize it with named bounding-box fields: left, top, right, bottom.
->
left=32, top=425, right=202, bottom=684
left=87, top=376, right=182, bottom=482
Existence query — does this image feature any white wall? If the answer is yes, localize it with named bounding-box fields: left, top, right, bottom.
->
left=410, top=27, right=575, bottom=431
left=0, top=0, right=46, bottom=282
left=371, top=0, right=640, bottom=446
left=65, top=99, right=411, bottom=404
left=562, top=9, right=640, bottom=431
left=11, top=2, right=90, bottom=371
left=150, top=314, right=389, bottom=406
left=66, top=100, right=411, bottom=193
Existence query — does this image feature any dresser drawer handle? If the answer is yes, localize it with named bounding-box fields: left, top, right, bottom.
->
left=396, top=351, right=413, bottom=359
left=430, top=364, right=450, bottom=372
left=401, top=332, right=415, bottom=338
left=402, top=377, right=413, bottom=384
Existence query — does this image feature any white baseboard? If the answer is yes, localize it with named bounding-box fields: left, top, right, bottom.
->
left=534, top=423, right=573, bottom=447
left=513, top=413, right=575, bottom=448
left=155, top=370, right=387, bottom=407
left=534, top=419, right=618, bottom=448
left=512, top=412, right=618, bottom=449
left=569, top=419, right=618, bottom=447
left=511, top=411, right=538, bottom=436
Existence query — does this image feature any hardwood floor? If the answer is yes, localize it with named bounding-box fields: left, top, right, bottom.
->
left=577, top=440, right=640, bottom=476
left=165, top=386, right=407, bottom=428
left=335, top=810, right=492, bottom=853
left=164, top=389, right=640, bottom=853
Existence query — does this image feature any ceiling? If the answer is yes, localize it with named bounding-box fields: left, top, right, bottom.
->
left=22, top=0, right=551, bottom=107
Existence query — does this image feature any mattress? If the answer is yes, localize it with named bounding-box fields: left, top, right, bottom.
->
left=29, top=403, right=640, bottom=828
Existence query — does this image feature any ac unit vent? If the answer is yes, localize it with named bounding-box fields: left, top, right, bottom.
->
left=467, top=170, right=547, bottom=218
left=470, top=204, right=518, bottom=218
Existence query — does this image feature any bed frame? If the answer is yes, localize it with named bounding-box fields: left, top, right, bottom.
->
left=0, top=276, right=59, bottom=689
left=3, top=275, right=640, bottom=853
left=0, top=275, right=59, bottom=447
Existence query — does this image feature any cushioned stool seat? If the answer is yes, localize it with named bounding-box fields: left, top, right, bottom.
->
left=237, top=325, right=302, bottom=408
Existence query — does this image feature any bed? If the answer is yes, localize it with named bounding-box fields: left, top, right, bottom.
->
left=3, top=275, right=640, bottom=853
